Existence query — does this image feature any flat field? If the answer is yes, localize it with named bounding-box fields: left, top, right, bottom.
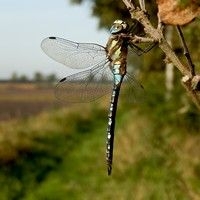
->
left=0, top=82, right=57, bottom=121
left=0, top=82, right=110, bottom=121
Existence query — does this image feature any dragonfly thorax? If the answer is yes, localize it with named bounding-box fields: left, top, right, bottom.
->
left=106, top=34, right=128, bottom=78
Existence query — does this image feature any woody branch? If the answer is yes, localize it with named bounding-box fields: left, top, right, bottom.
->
left=122, top=0, right=200, bottom=110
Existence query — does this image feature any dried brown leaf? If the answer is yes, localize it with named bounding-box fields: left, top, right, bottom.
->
left=156, top=0, right=200, bottom=25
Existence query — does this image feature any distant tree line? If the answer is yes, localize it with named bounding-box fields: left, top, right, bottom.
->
left=10, top=72, right=58, bottom=83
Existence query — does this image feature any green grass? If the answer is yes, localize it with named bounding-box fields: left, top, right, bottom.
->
left=0, top=79, right=200, bottom=199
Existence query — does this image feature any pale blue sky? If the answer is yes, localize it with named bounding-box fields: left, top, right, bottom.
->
left=0, top=0, right=108, bottom=79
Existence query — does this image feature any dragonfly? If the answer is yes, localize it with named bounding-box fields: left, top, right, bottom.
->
left=41, top=19, right=156, bottom=175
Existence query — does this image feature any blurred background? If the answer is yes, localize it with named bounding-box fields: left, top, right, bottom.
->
left=0, top=0, right=200, bottom=199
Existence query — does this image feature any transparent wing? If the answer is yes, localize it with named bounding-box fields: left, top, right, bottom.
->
left=120, top=73, right=145, bottom=104
left=55, top=60, right=113, bottom=103
left=55, top=65, right=144, bottom=104
left=41, top=37, right=107, bottom=69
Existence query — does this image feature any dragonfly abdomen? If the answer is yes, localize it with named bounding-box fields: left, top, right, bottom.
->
left=106, top=80, right=122, bottom=175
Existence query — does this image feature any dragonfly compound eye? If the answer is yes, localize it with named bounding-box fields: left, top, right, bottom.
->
left=110, top=20, right=128, bottom=34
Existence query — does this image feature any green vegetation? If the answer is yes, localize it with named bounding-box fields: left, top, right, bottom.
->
left=0, top=72, right=199, bottom=199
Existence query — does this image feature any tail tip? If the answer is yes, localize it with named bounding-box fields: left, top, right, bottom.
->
left=107, top=165, right=112, bottom=176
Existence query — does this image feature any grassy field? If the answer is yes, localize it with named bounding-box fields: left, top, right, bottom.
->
left=0, top=81, right=200, bottom=199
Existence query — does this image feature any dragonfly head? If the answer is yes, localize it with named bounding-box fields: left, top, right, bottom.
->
left=110, top=20, right=129, bottom=34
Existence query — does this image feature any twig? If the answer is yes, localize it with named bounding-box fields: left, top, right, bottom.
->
left=123, top=0, right=135, bottom=10
left=122, top=0, right=200, bottom=110
left=123, top=2, right=190, bottom=75
left=139, top=0, right=146, bottom=11
left=176, top=25, right=195, bottom=76
left=182, top=76, right=200, bottom=110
